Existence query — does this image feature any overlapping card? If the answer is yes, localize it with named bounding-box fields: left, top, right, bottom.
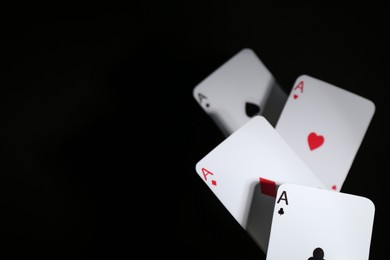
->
left=195, top=115, right=325, bottom=252
left=192, top=48, right=287, bottom=136
left=266, top=183, right=375, bottom=260
left=275, top=75, right=375, bottom=191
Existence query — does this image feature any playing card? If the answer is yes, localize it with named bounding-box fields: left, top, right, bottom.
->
left=193, top=48, right=287, bottom=136
left=275, top=75, right=375, bottom=191
left=266, top=183, right=375, bottom=260
left=195, top=115, right=325, bottom=252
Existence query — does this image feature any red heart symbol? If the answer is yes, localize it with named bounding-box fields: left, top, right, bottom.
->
left=293, top=94, right=298, bottom=99
left=308, top=132, right=324, bottom=151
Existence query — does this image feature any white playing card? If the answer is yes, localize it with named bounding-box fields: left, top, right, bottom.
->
left=195, top=115, right=325, bottom=253
left=193, top=48, right=287, bottom=136
left=275, top=75, right=375, bottom=191
left=266, top=183, right=375, bottom=260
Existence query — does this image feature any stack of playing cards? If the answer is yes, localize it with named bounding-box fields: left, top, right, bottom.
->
left=192, top=48, right=376, bottom=259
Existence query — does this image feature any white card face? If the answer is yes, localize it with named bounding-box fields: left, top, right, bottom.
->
left=275, top=75, right=375, bottom=191
left=195, top=115, right=325, bottom=252
left=266, top=183, right=375, bottom=260
left=193, top=48, right=286, bottom=136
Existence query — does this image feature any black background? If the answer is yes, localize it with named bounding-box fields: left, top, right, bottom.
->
left=1, top=3, right=388, bottom=259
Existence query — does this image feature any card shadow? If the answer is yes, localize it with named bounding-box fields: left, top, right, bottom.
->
left=245, top=182, right=277, bottom=254
left=261, top=81, right=288, bottom=127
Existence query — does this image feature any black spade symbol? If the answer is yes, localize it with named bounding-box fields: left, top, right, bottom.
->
left=278, top=208, right=284, bottom=216
left=245, top=102, right=261, bottom=117
left=308, top=247, right=324, bottom=260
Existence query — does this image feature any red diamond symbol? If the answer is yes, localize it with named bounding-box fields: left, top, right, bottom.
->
left=211, top=180, right=217, bottom=186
